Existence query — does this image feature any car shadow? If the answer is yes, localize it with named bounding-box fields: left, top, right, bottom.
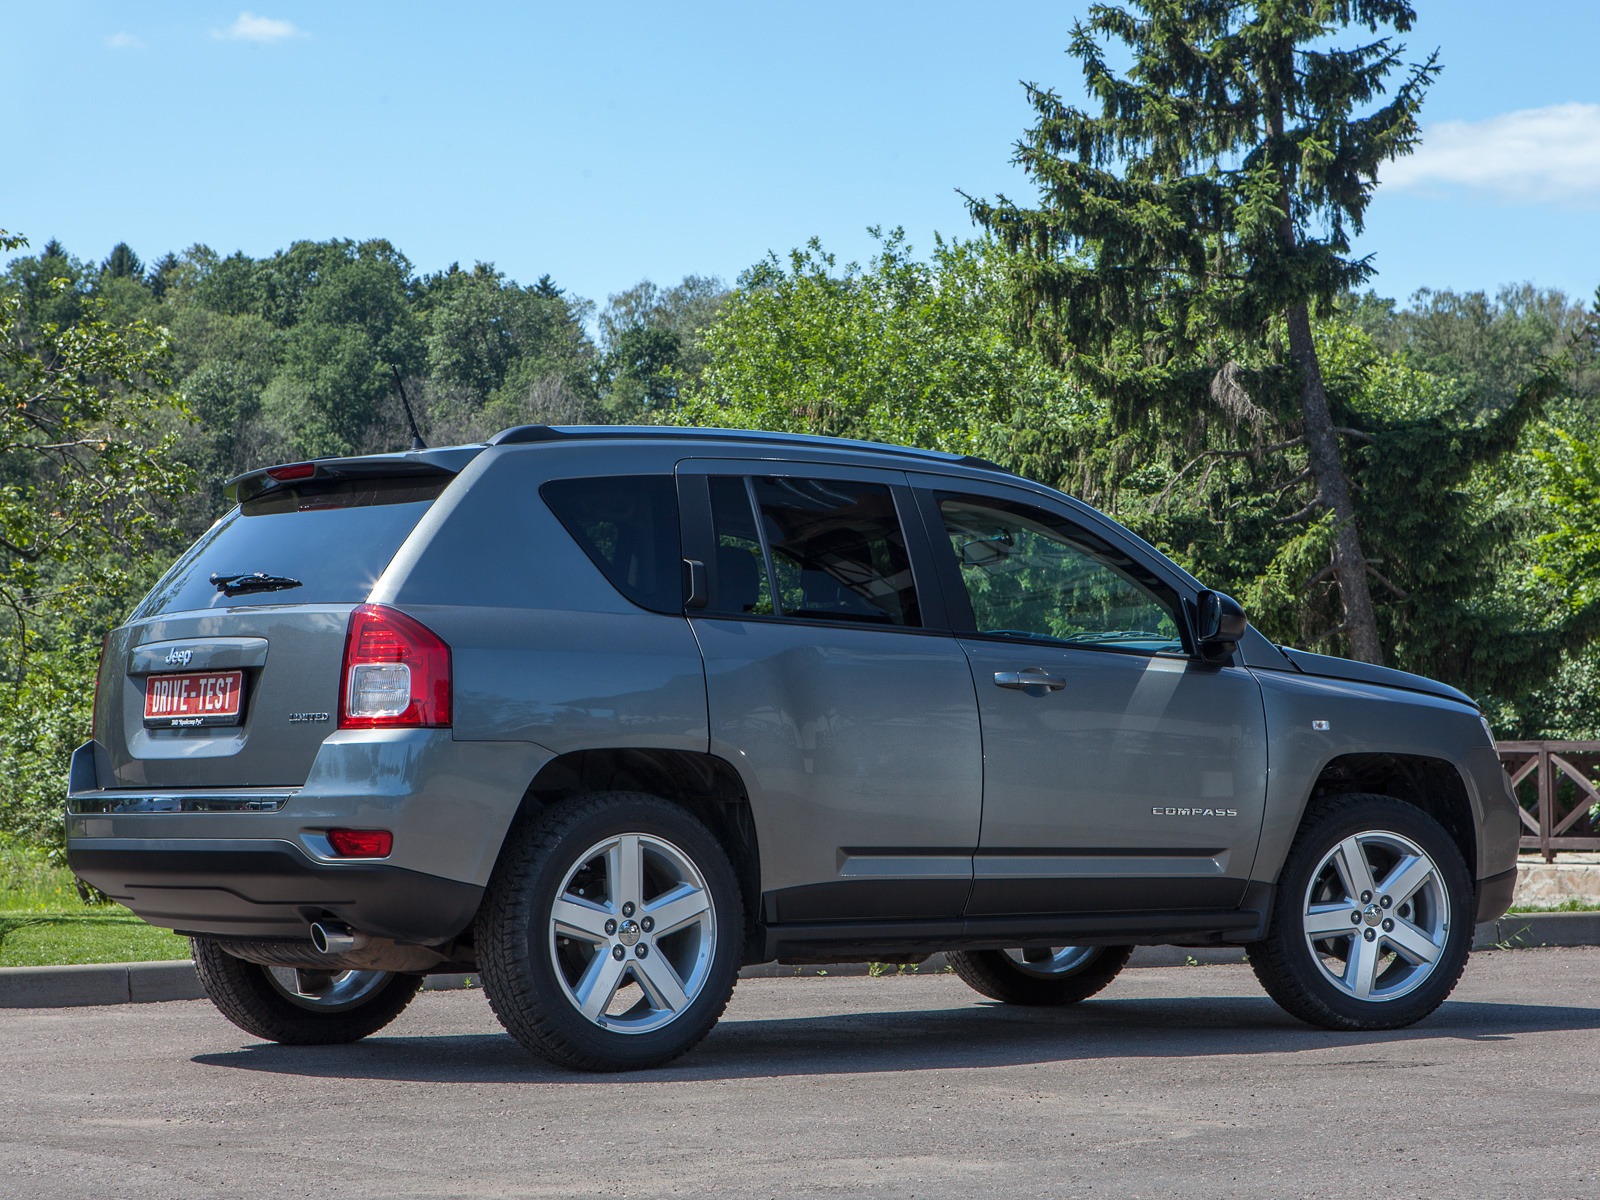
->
left=190, top=993, right=1600, bottom=1085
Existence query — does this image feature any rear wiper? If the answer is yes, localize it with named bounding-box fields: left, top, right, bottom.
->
left=210, top=572, right=303, bottom=597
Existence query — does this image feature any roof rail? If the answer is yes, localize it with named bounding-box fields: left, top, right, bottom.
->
left=485, top=424, right=1015, bottom=476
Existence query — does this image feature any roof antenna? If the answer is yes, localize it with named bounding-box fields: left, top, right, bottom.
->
left=389, top=365, right=427, bottom=451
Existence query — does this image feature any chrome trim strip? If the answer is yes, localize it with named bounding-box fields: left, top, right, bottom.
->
left=67, top=790, right=294, bottom=814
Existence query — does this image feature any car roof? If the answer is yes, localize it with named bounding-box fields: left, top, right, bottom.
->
left=225, top=424, right=1017, bottom=502
left=484, top=424, right=1014, bottom=475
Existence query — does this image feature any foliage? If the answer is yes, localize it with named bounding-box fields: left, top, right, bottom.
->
left=596, top=275, right=729, bottom=421
left=676, top=230, right=1076, bottom=450
left=1536, top=430, right=1600, bottom=610
left=0, top=230, right=193, bottom=856
left=1347, top=285, right=1600, bottom=420
left=1, top=204, right=1597, bottom=870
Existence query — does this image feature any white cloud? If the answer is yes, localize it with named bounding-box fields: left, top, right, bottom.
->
left=105, top=32, right=143, bottom=50
left=1382, top=103, right=1600, bottom=209
left=212, top=12, right=307, bottom=44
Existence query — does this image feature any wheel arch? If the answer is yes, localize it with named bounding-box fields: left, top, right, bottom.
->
left=496, top=747, right=763, bottom=962
left=1302, top=753, right=1478, bottom=881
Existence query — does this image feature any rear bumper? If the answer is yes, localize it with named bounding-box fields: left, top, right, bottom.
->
left=68, top=839, right=483, bottom=943
left=64, top=730, right=552, bottom=940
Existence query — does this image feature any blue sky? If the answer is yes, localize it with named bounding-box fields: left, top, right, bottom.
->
left=3, top=2, right=1597, bottom=310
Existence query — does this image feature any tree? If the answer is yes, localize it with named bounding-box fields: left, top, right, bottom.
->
left=0, top=230, right=192, bottom=853
left=1347, top=284, right=1600, bottom=420
left=967, top=0, right=1443, bottom=664
left=597, top=275, right=729, bottom=421
left=419, top=262, right=594, bottom=410
left=101, top=243, right=144, bottom=281
left=675, top=231, right=1069, bottom=449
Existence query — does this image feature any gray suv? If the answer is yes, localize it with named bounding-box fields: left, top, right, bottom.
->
left=67, top=426, right=1519, bottom=1071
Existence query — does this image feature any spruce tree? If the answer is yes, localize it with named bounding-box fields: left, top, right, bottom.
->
left=968, top=0, right=1440, bottom=664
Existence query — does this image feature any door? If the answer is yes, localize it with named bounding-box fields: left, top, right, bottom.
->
left=679, top=461, right=983, bottom=924
left=914, top=482, right=1268, bottom=916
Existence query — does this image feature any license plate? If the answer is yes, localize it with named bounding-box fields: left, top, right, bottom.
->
left=143, top=670, right=245, bottom=728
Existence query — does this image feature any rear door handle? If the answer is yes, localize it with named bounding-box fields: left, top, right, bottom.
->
left=993, top=669, right=1066, bottom=692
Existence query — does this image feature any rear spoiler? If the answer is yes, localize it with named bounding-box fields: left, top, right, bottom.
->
left=224, top=446, right=486, bottom=505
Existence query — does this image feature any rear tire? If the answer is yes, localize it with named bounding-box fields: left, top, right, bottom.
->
left=191, top=937, right=422, bottom=1045
left=476, top=791, right=743, bottom=1072
left=1247, top=793, right=1472, bottom=1031
left=948, top=945, right=1134, bottom=1006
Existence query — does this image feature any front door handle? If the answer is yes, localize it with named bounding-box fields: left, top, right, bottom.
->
left=994, top=669, right=1066, bottom=692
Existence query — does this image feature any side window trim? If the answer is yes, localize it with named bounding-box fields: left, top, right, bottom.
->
left=912, top=481, right=1196, bottom=659
left=675, top=472, right=714, bottom=611
left=744, top=477, right=786, bottom=615
left=912, top=484, right=976, bottom=635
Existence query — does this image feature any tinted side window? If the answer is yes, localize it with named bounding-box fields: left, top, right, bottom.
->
left=937, top=494, right=1182, bottom=654
left=541, top=475, right=682, bottom=613
left=753, top=477, right=920, bottom=627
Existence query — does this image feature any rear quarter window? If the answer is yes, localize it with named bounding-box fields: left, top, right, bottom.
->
left=132, top=476, right=449, bottom=618
left=540, top=475, right=682, bottom=614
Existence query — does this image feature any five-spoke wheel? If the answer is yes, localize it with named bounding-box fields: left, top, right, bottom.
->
left=477, top=791, right=743, bottom=1072
left=548, top=832, right=718, bottom=1034
left=1300, top=830, right=1451, bottom=1003
left=1249, top=793, right=1472, bottom=1031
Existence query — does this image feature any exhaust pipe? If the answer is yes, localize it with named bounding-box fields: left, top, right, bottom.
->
left=310, top=920, right=369, bottom=956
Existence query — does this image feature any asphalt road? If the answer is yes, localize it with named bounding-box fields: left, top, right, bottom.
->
left=5, top=949, right=1600, bottom=1200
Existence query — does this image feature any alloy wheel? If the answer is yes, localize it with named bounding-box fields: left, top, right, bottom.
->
left=1001, top=946, right=1100, bottom=977
left=1301, top=829, right=1451, bottom=1003
left=263, top=966, right=393, bottom=1012
left=547, top=832, right=717, bottom=1035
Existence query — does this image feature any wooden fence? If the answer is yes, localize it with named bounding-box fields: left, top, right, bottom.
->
left=1496, top=741, right=1600, bottom=862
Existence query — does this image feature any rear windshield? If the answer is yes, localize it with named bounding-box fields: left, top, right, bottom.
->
left=131, top=476, right=450, bottom=618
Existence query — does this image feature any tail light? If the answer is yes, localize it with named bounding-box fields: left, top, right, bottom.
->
left=327, top=828, right=393, bottom=858
left=339, top=604, right=451, bottom=728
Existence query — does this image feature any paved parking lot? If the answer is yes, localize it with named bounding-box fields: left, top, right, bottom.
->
left=5, top=948, right=1600, bottom=1199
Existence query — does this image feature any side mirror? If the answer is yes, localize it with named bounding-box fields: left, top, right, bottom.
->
left=1194, top=590, right=1248, bottom=658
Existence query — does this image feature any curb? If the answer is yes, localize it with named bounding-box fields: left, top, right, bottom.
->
left=1475, top=911, right=1600, bottom=949
left=0, top=960, right=204, bottom=1008
left=0, top=915, right=1589, bottom=1009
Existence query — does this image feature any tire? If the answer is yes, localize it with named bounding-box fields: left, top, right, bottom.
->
left=191, top=937, right=422, bottom=1045
left=476, top=791, right=743, bottom=1072
left=948, top=944, right=1134, bottom=1006
left=1247, top=793, right=1472, bottom=1032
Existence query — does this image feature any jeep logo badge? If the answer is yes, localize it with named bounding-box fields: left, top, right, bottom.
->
left=164, top=648, right=194, bottom=667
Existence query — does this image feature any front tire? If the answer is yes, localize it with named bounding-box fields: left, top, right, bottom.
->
left=1248, top=793, right=1472, bottom=1031
left=948, top=945, right=1134, bottom=1006
left=191, top=937, right=422, bottom=1045
left=476, top=792, right=743, bottom=1072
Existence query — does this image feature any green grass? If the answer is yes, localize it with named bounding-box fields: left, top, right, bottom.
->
left=0, top=910, right=189, bottom=967
left=1507, top=897, right=1600, bottom=913
left=0, top=845, right=189, bottom=967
